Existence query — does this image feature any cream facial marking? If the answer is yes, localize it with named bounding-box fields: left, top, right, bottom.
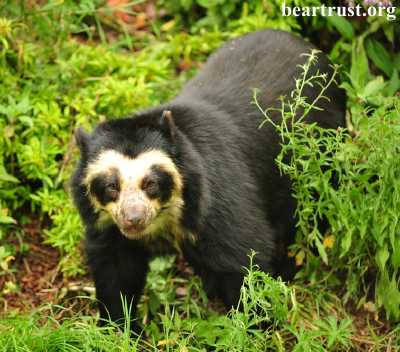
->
left=84, top=149, right=184, bottom=240
left=85, top=149, right=182, bottom=191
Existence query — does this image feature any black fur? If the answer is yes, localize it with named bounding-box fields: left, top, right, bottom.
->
left=71, top=30, right=346, bottom=329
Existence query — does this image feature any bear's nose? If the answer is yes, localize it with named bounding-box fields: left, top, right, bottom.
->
left=122, top=203, right=147, bottom=227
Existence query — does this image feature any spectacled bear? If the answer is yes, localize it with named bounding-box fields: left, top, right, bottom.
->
left=71, top=29, right=345, bottom=329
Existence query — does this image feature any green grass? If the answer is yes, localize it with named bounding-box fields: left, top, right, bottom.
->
left=0, top=308, right=142, bottom=351
left=0, top=0, right=399, bottom=350
left=2, top=255, right=399, bottom=351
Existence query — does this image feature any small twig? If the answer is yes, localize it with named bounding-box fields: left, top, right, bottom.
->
left=22, top=258, right=31, bottom=275
left=66, top=282, right=95, bottom=294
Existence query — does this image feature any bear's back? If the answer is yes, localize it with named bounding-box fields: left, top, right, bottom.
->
left=177, top=29, right=345, bottom=131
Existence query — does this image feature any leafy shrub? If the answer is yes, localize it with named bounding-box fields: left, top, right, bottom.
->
left=258, top=49, right=400, bottom=319
left=138, top=253, right=355, bottom=351
left=159, top=0, right=318, bottom=32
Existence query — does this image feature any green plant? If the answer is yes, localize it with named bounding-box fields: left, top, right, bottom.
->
left=136, top=253, right=356, bottom=351
left=158, top=0, right=321, bottom=32
left=0, top=306, right=144, bottom=352
left=257, top=49, right=400, bottom=319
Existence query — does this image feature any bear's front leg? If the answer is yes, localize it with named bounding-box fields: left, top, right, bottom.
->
left=85, top=227, right=150, bottom=332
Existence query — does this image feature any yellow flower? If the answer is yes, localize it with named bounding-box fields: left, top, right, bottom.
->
left=323, top=235, right=335, bottom=249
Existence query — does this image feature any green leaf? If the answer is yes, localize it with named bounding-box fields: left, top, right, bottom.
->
left=0, top=214, right=16, bottom=225
left=327, top=13, right=354, bottom=40
left=384, top=69, right=400, bottom=96
left=181, top=0, right=194, bottom=11
left=359, top=76, right=386, bottom=100
left=376, top=274, right=400, bottom=320
left=391, top=237, right=400, bottom=269
left=376, top=247, right=389, bottom=273
left=316, top=238, right=328, bottom=265
left=196, top=0, right=220, bottom=9
left=382, top=23, right=394, bottom=43
left=0, top=167, right=19, bottom=183
left=340, top=229, right=353, bottom=256
left=350, top=39, right=369, bottom=90
left=394, top=53, right=400, bottom=71
left=365, top=38, right=393, bottom=77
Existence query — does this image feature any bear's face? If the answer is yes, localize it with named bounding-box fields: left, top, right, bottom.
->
left=83, top=148, right=183, bottom=239
left=74, top=112, right=184, bottom=240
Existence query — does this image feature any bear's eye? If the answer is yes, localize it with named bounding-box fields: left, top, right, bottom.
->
left=106, top=182, right=118, bottom=191
left=141, top=177, right=159, bottom=198
left=105, top=182, right=119, bottom=200
left=89, top=174, right=120, bottom=205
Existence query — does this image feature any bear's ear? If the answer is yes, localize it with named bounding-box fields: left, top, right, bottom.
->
left=158, top=110, right=176, bottom=141
left=74, top=127, right=90, bottom=154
